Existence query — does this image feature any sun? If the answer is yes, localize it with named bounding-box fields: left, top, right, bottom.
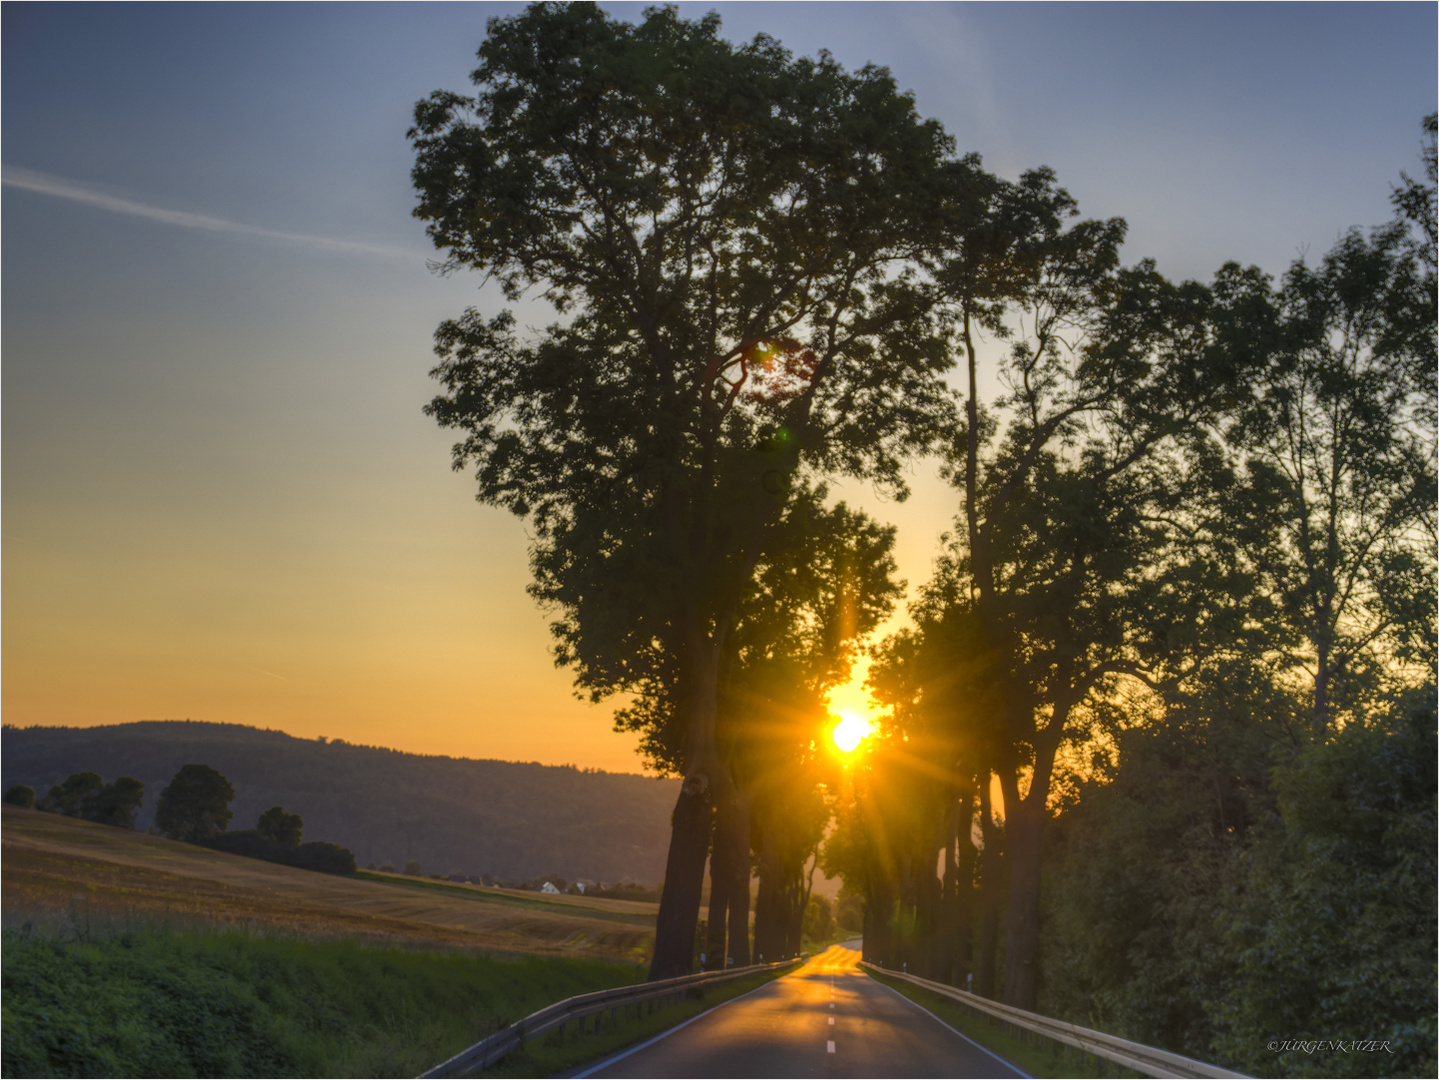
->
left=831, top=713, right=873, bottom=754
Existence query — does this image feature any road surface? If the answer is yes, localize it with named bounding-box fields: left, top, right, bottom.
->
left=574, top=943, right=1029, bottom=1078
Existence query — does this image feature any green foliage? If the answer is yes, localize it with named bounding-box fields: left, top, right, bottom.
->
left=802, top=895, right=834, bottom=943
left=154, top=764, right=234, bottom=843
left=833, top=887, right=864, bottom=934
left=1039, top=661, right=1283, bottom=1058
left=3, top=783, right=36, bottom=808
left=1213, top=689, right=1437, bottom=1078
left=0, top=924, right=642, bottom=1079
left=257, top=806, right=304, bottom=846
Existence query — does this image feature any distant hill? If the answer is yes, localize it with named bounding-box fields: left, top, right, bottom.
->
left=1, top=721, right=678, bottom=884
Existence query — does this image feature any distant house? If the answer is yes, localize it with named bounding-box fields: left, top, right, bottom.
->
left=540, top=881, right=561, bottom=893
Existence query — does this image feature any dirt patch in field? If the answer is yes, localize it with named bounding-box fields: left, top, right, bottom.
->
left=1, top=807, right=654, bottom=962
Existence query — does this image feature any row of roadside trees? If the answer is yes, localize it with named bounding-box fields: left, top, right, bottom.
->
left=408, top=12, right=1434, bottom=1067
left=6, top=765, right=353, bottom=874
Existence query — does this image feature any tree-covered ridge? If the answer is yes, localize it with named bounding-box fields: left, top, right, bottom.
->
left=0, top=721, right=678, bottom=885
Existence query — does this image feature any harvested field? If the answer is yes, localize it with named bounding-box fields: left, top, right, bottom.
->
left=1, top=807, right=655, bottom=962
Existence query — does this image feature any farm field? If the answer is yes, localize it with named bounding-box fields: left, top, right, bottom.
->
left=1, top=807, right=656, bottom=961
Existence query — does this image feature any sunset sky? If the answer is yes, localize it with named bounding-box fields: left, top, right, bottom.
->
left=4, top=2, right=1434, bottom=773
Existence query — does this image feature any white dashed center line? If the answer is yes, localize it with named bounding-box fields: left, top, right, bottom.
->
left=827, top=1040, right=836, bottom=1053
left=828, top=1016, right=835, bottom=1025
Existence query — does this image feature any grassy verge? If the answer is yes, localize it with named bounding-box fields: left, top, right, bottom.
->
left=864, top=971, right=1142, bottom=1080
left=1, top=921, right=645, bottom=1078
left=479, top=968, right=789, bottom=1078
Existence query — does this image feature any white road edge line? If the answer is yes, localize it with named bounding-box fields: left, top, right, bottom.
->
left=866, top=976, right=1033, bottom=1079
left=567, top=973, right=787, bottom=1078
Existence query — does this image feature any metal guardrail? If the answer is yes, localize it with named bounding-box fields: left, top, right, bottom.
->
left=860, top=962, right=1249, bottom=1080
left=419, top=958, right=803, bottom=1078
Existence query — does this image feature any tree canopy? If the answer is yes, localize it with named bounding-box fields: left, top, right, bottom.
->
left=155, top=764, right=234, bottom=844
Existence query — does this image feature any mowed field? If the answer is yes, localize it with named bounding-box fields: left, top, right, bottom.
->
left=1, top=807, right=657, bottom=962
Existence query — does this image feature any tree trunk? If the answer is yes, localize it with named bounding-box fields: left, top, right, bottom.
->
left=704, top=816, right=728, bottom=971
left=648, top=634, right=722, bottom=980
left=1314, top=644, right=1331, bottom=735
left=864, top=875, right=895, bottom=966
left=722, top=786, right=751, bottom=966
left=948, top=777, right=977, bottom=987
left=752, top=828, right=781, bottom=963
left=976, top=776, right=1001, bottom=999
left=999, top=785, right=1045, bottom=1011
left=649, top=777, right=713, bottom=979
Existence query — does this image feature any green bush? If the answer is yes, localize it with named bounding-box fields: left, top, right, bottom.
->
left=0, top=925, right=642, bottom=1078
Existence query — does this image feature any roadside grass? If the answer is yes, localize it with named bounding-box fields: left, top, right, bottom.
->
left=478, top=969, right=788, bottom=1078
left=0, top=920, right=645, bottom=1079
left=864, top=971, right=1143, bottom=1080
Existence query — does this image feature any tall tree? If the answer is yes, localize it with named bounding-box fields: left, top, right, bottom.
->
left=410, top=2, right=965, bottom=977
left=1231, top=132, right=1437, bottom=731
left=894, top=169, right=1270, bottom=1009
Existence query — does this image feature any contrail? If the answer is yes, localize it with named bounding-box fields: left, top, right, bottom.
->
left=2, top=164, right=423, bottom=262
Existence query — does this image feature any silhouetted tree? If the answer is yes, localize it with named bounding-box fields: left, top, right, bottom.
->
left=3, top=784, right=36, bottom=808
left=154, top=764, right=233, bottom=843
left=410, top=1, right=970, bottom=977
left=88, top=777, right=144, bottom=829
left=38, top=772, right=104, bottom=818
left=256, top=805, right=303, bottom=846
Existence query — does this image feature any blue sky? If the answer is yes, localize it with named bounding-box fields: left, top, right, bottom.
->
left=4, top=2, right=1434, bottom=771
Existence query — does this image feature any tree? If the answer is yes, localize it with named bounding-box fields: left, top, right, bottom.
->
left=613, top=488, right=902, bottom=970
left=1230, top=156, right=1436, bottom=734
left=36, top=772, right=143, bottom=827
left=154, top=764, right=233, bottom=843
left=38, top=772, right=104, bottom=818
left=3, top=784, right=36, bottom=808
left=256, top=805, right=303, bottom=846
left=1214, top=687, right=1437, bottom=1077
left=410, top=1, right=967, bottom=977
left=866, top=165, right=1270, bottom=1009
left=88, top=777, right=144, bottom=829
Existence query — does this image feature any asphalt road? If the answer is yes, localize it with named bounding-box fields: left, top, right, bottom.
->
left=574, top=943, right=1030, bottom=1079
